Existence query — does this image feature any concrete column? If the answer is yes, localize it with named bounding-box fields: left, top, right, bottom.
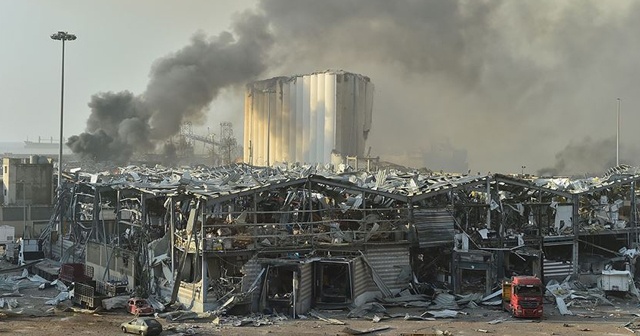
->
left=572, top=194, right=580, bottom=274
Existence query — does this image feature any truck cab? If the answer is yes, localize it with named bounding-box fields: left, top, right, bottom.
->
left=503, top=276, right=543, bottom=318
left=17, top=238, right=44, bottom=266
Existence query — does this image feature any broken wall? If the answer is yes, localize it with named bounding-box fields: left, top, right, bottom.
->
left=85, top=241, right=135, bottom=288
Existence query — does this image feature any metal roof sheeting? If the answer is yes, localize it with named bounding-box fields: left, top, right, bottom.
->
left=67, top=163, right=640, bottom=205
left=414, top=209, right=455, bottom=248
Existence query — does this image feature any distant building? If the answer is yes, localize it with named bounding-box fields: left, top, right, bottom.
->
left=1, top=156, right=55, bottom=238
left=244, top=70, right=374, bottom=166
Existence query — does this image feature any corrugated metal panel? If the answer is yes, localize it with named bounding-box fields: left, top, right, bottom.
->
left=309, top=74, right=318, bottom=162
left=544, top=259, right=573, bottom=279
left=364, top=79, right=374, bottom=142
left=241, top=258, right=263, bottom=292
left=240, top=258, right=264, bottom=313
left=295, top=78, right=304, bottom=161
left=414, top=209, right=455, bottom=248
left=288, top=80, right=297, bottom=161
left=272, top=83, right=281, bottom=163
left=254, top=88, right=262, bottom=165
left=296, top=262, right=313, bottom=314
left=281, top=80, right=291, bottom=162
left=267, top=89, right=275, bottom=165
left=254, top=89, right=264, bottom=165
left=352, top=256, right=372, bottom=299
left=316, top=73, right=325, bottom=162
left=355, top=77, right=364, bottom=156
left=302, top=75, right=311, bottom=162
left=248, top=89, right=256, bottom=164
left=243, top=90, right=250, bottom=163
left=363, top=245, right=411, bottom=292
left=335, top=73, right=349, bottom=155
left=262, top=90, right=269, bottom=165
left=324, top=73, right=336, bottom=162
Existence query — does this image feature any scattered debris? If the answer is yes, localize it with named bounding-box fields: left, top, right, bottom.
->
left=623, top=318, right=640, bottom=333
left=101, top=295, right=129, bottom=310
left=0, top=297, right=18, bottom=309
left=309, top=309, right=345, bottom=325
left=424, top=309, right=458, bottom=318
left=348, top=302, right=386, bottom=318
left=431, top=293, right=459, bottom=310
left=341, top=326, right=391, bottom=335
left=403, top=313, right=435, bottom=321
left=487, top=318, right=505, bottom=325
left=208, top=313, right=288, bottom=328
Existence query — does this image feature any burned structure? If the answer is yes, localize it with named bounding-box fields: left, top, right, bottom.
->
left=38, top=163, right=640, bottom=314
left=244, top=71, right=374, bottom=166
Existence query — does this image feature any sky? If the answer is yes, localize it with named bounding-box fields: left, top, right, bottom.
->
left=2, top=0, right=640, bottom=175
left=0, top=0, right=251, bottom=144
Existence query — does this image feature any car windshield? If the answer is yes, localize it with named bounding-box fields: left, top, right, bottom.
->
left=515, top=285, right=541, bottom=295
left=143, top=319, right=161, bottom=327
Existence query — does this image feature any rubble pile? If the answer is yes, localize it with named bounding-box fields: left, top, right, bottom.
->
left=23, top=159, right=640, bottom=326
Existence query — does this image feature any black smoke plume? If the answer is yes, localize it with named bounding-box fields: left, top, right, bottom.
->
left=67, top=10, right=273, bottom=162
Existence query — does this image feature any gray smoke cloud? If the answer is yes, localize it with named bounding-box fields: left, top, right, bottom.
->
left=538, top=137, right=640, bottom=176
left=67, top=9, right=273, bottom=162
left=538, top=137, right=617, bottom=176
left=70, top=1, right=640, bottom=174
left=257, top=0, right=640, bottom=174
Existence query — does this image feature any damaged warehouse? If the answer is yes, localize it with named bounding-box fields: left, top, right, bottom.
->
left=30, top=163, right=640, bottom=317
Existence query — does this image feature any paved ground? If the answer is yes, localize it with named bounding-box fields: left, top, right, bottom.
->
left=0, top=260, right=638, bottom=335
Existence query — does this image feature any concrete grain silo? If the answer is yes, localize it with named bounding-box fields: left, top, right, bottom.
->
left=244, top=70, right=374, bottom=166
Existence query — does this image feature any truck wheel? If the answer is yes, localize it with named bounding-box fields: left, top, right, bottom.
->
left=121, top=326, right=127, bottom=333
left=139, top=332, right=146, bottom=336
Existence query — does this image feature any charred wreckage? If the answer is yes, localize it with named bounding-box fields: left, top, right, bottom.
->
left=31, top=163, right=640, bottom=317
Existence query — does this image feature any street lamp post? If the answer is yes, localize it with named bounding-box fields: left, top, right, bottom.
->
left=51, top=31, right=76, bottom=259
left=23, top=181, right=26, bottom=239
left=616, top=98, right=621, bottom=167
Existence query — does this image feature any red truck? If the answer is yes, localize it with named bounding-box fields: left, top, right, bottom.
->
left=502, top=276, right=544, bottom=318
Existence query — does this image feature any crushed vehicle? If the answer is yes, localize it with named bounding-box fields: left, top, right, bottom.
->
left=502, top=275, right=544, bottom=318
left=127, top=297, right=155, bottom=316
left=120, top=317, right=162, bottom=336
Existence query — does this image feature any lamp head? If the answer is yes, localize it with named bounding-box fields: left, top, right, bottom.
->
left=50, top=31, right=77, bottom=41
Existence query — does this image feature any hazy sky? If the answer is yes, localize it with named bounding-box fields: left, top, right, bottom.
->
left=2, top=1, right=639, bottom=175
left=0, top=0, right=252, bottom=142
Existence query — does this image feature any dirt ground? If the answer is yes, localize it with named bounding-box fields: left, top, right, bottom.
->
left=0, top=299, right=639, bottom=336
left=0, top=260, right=639, bottom=336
